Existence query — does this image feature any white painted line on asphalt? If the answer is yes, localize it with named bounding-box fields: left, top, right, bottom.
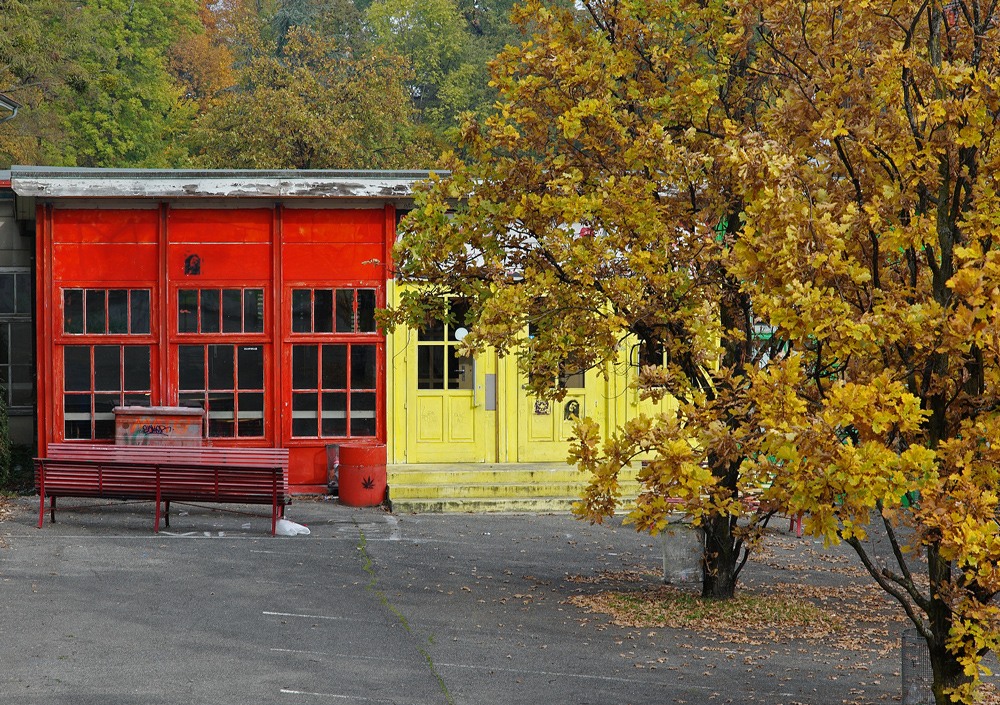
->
left=280, top=689, right=400, bottom=701
left=263, top=611, right=347, bottom=621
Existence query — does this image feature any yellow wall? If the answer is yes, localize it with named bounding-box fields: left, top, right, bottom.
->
left=386, top=283, right=673, bottom=464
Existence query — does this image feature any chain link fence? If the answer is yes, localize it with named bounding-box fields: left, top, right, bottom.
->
left=902, top=628, right=934, bottom=705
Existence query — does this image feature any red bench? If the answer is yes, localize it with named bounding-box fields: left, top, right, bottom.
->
left=36, top=444, right=290, bottom=534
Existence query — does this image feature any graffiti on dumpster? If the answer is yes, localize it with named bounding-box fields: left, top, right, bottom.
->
left=117, top=411, right=204, bottom=446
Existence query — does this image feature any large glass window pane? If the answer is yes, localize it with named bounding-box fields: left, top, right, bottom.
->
left=64, top=346, right=91, bottom=391
left=201, top=289, right=220, bottom=333
left=335, top=290, right=355, bottom=332
left=131, top=290, right=150, bottom=335
left=292, top=345, right=318, bottom=389
left=222, top=290, right=242, bottom=333
left=237, top=346, right=264, bottom=389
left=448, top=300, right=470, bottom=341
left=178, top=392, right=204, bottom=409
left=357, top=289, right=377, bottom=333
left=10, top=365, right=32, bottom=406
left=10, top=322, right=28, bottom=365
left=321, top=392, right=347, bottom=436
left=321, top=345, right=347, bottom=389
left=314, top=289, right=334, bottom=333
left=351, top=345, right=376, bottom=389
left=418, top=315, right=444, bottom=341
left=448, top=347, right=475, bottom=390
left=108, top=290, right=129, bottom=334
left=560, top=369, right=586, bottom=389
left=64, top=395, right=92, bottom=439
left=292, top=393, right=318, bottom=436
left=0, top=323, right=9, bottom=366
left=178, top=290, right=198, bottom=333
left=237, top=392, right=264, bottom=437
left=417, top=346, right=444, bottom=389
left=178, top=345, right=205, bottom=390
left=123, top=346, right=151, bottom=391
left=94, top=394, right=118, bottom=438
left=244, top=289, right=264, bottom=333
left=123, top=393, right=151, bottom=407
left=15, top=273, right=30, bottom=314
left=86, top=290, right=106, bottom=334
left=0, top=274, right=14, bottom=313
left=207, top=391, right=235, bottom=437
left=638, top=339, right=665, bottom=369
left=64, top=290, right=84, bottom=334
left=292, top=289, right=311, bottom=333
left=208, top=345, right=234, bottom=390
left=93, top=346, right=121, bottom=391
left=350, top=392, right=377, bottom=437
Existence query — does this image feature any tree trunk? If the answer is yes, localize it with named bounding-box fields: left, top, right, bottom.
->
left=701, top=512, right=737, bottom=599
left=926, top=544, right=971, bottom=704
left=928, top=639, right=968, bottom=705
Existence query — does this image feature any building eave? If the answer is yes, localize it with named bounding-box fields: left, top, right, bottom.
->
left=9, top=166, right=444, bottom=201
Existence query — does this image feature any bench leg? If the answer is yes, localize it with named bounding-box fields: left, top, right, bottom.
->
left=164, top=501, right=170, bottom=528
left=50, top=496, right=57, bottom=524
left=789, top=512, right=803, bottom=538
left=37, top=491, right=45, bottom=529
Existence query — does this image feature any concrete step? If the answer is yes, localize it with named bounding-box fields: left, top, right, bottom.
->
left=388, top=496, right=586, bottom=514
left=383, top=462, right=640, bottom=514
left=386, top=464, right=639, bottom=485
left=388, top=480, right=641, bottom=500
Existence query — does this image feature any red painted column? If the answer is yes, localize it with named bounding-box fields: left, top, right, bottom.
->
left=272, top=204, right=283, bottom=450
left=159, top=203, right=169, bottom=405
left=37, top=203, right=52, bottom=453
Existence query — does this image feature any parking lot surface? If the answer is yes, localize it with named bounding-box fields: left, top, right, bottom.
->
left=0, top=496, right=936, bottom=704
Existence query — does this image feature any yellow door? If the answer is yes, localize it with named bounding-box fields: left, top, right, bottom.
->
left=515, top=368, right=604, bottom=463
left=404, top=302, right=490, bottom=462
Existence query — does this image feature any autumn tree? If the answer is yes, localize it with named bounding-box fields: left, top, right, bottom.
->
left=189, top=14, right=436, bottom=170
left=169, top=0, right=237, bottom=109
left=727, top=0, right=1000, bottom=701
left=385, top=0, right=788, bottom=599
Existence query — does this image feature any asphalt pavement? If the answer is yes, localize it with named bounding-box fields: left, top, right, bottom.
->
left=0, top=495, right=946, bottom=704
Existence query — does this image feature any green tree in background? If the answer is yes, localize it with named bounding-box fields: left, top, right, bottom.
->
left=0, top=0, right=199, bottom=168
left=0, top=0, right=544, bottom=167
left=61, top=0, right=198, bottom=167
left=366, top=0, right=475, bottom=133
left=189, top=20, right=435, bottom=169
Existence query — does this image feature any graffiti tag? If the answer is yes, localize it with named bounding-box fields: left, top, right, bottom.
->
left=141, top=424, right=168, bottom=436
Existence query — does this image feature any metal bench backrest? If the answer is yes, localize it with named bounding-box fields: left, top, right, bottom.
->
left=46, top=444, right=290, bottom=496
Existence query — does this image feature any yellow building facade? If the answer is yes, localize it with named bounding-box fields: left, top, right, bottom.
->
left=385, top=282, right=675, bottom=511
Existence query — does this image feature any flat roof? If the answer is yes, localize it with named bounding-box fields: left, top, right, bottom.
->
left=10, top=166, right=444, bottom=200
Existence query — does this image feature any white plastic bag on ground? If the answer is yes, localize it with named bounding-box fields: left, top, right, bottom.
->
left=275, top=519, right=311, bottom=536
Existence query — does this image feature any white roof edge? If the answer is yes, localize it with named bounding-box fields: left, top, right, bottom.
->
left=9, top=166, right=446, bottom=200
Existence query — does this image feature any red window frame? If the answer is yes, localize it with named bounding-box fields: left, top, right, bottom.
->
left=282, top=283, right=385, bottom=444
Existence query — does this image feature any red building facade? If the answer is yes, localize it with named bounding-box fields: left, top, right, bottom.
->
left=26, top=169, right=422, bottom=492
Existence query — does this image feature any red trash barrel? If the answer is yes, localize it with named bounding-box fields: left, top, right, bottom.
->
left=338, top=444, right=387, bottom=507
